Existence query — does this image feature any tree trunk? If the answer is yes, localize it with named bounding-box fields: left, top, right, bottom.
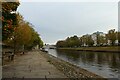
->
left=23, top=45, right=25, bottom=54
left=111, top=41, right=114, bottom=46
left=13, top=40, right=16, bottom=60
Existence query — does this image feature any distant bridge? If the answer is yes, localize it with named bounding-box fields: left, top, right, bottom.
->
left=43, top=45, right=56, bottom=49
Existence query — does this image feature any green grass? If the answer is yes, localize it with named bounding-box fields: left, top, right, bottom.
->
left=58, top=46, right=120, bottom=52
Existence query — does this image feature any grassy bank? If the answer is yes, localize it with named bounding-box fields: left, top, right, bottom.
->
left=57, top=46, right=120, bottom=53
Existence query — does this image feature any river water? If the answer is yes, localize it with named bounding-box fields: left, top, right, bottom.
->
left=48, top=49, right=120, bottom=78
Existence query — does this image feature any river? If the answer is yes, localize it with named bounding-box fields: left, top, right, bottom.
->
left=48, top=49, right=120, bottom=78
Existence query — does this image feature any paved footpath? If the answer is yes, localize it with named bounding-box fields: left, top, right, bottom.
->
left=3, top=51, right=66, bottom=78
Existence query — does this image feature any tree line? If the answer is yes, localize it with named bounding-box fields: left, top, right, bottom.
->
left=2, top=1, right=43, bottom=53
left=56, top=29, right=120, bottom=48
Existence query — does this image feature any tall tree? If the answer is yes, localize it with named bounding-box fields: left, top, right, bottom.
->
left=56, top=40, right=66, bottom=48
left=2, top=1, right=20, bottom=41
left=80, top=34, right=94, bottom=47
left=5, top=14, right=43, bottom=52
left=66, top=35, right=80, bottom=47
left=87, top=35, right=94, bottom=46
left=98, top=35, right=107, bottom=46
left=27, top=27, right=43, bottom=49
left=116, top=31, right=120, bottom=45
left=80, top=35, right=86, bottom=46
left=106, top=29, right=117, bottom=45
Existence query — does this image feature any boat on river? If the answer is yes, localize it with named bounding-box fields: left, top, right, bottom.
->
left=41, top=48, right=48, bottom=52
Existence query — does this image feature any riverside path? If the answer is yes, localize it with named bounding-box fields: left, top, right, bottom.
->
left=2, top=50, right=66, bottom=78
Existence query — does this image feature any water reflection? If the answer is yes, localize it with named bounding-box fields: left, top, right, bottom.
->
left=48, top=49, right=120, bottom=78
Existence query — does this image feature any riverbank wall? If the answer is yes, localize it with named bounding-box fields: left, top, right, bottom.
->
left=57, top=46, right=120, bottom=53
left=40, top=51, right=107, bottom=80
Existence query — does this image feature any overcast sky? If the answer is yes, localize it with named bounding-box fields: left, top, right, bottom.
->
left=17, top=1, right=118, bottom=44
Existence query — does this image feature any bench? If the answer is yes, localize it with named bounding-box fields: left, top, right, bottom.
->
left=3, top=51, right=14, bottom=61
